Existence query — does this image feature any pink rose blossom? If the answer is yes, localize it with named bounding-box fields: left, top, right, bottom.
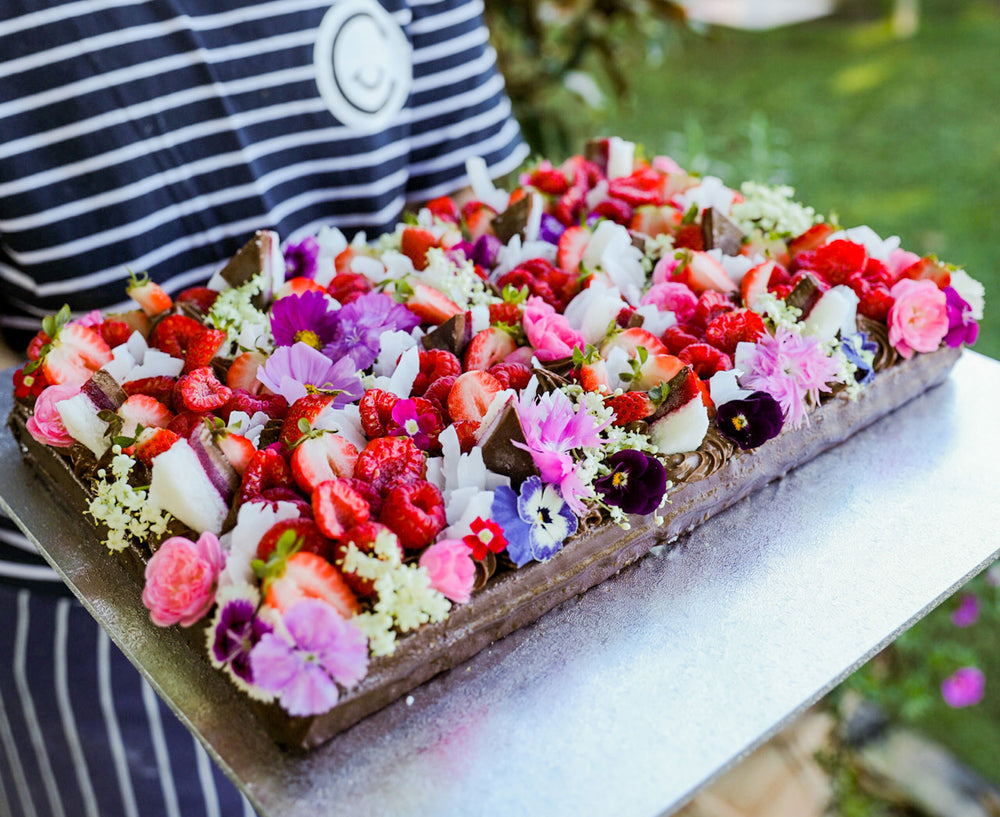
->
left=142, top=532, right=225, bottom=627
left=419, top=538, right=475, bottom=604
left=522, top=296, right=585, bottom=362
left=641, top=281, right=698, bottom=321
left=941, top=666, right=985, bottom=708
left=887, top=278, right=948, bottom=359
left=26, top=383, right=81, bottom=447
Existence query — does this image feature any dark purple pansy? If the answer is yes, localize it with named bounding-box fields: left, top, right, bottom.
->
left=594, top=449, right=667, bottom=516
left=943, top=286, right=979, bottom=348
left=270, top=290, right=339, bottom=349
left=716, top=391, right=783, bottom=451
left=211, top=596, right=273, bottom=685
left=284, top=236, right=320, bottom=280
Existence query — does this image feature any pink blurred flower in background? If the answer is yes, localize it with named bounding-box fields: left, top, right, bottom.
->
left=941, top=667, right=985, bottom=708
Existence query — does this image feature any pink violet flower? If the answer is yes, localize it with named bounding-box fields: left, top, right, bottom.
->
left=641, top=281, right=698, bottom=322
left=389, top=398, right=440, bottom=451
left=941, top=666, right=985, bottom=708
left=419, top=538, right=476, bottom=604
left=735, top=327, right=840, bottom=430
left=26, top=383, right=81, bottom=447
left=142, top=532, right=225, bottom=627
left=950, top=593, right=980, bottom=628
left=522, top=296, right=585, bottom=362
left=249, top=598, right=369, bottom=717
left=887, top=278, right=948, bottom=359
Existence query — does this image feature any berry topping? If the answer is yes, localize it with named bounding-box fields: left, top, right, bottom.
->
left=353, top=436, right=426, bottom=495
left=312, top=478, right=371, bottom=540
left=704, top=310, right=766, bottom=357
left=379, top=480, right=446, bottom=550
left=178, top=366, right=232, bottom=412
left=678, top=342, right=733, bottom=380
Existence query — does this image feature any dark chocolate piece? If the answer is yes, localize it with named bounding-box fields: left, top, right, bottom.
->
left=421, top=313, right=471, bottom=357
left=478, top=402, right=537, bottom=486
left=785, top=273, right=824, bottom=318
left=702, top=207, right=745, bottom=256
left=492, top=195, right=532, bottom=244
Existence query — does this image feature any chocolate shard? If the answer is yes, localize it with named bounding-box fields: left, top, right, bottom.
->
left=785, top=272, right=824, bottom=318
left=82, top=369, right=127, bottom=412
left=216, top=230, right=280, bottom=308
left=701, top=207, right=745, bottom=256
left=584, top=138, right=610, bottom=175
left=421, top=312, right=471, bottom=357
left=492, top=195, right=532, bottom=244
left=478, top=402, right=537, bottom=486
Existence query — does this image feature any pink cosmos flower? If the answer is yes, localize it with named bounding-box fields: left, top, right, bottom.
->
left=941, top=666, right=985, bottom=708
left=641, top=281, right=698, bottom=321
left=26, top=383, right=81, bottom=447
left=887, top=278, right=948, bottom=359
left=419, top=538, right=476, bottom=604
left=522, top=296, right=585, bottom=362
left=142, top=532, right=225, bottom=627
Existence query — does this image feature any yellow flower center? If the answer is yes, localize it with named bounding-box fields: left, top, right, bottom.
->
left=732, top=414, right=748, bottom=431
left=612, top=472, right=627, bottom=487
left=294, top=329, right=322, bottom=349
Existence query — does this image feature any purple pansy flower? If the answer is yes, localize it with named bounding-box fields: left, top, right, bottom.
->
left=941, top=666, right=985, bottom=708
left=209, top=595, right=273, bottom=687
left=389, top=398, right=440, bottom=451
left=249, top=598, right=369, bottom=717
left=270, top=291, right=339, bottom=350
left=257, top=342, right=363, bottom=405
left=715, top=391, right=784, bottom=451
left=323, top=291, right=421, bottom=370
left=943, top=286, right=979, bottom=348
left=283, top=236, right=321, bottom=280
left=490, top=476, right=578, bottom=568
left=594, top=449, right=667, bottom=515
left=841, top=332, right=878, bottom=387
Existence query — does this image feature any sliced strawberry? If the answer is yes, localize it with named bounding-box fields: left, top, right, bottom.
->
left=406, top=282, right=462, bottom=325
left=673, top=251, right=738, bottom=294
left=527, top=164, right=570, bottom=196
left=461, top=200, right=496, bottom=240
left=463, top=327, right=517, bottom=372
left=239, top=447, right=294, bottom=506
left=553, top=185, right=587, bottom=226
left=127, top=273, right=172, bottom=316
left=257, top=518, right=333, bottom=562
left=556, top=225, right=589, bottom=274
left=900, top=256, right=951, bottom=288
left=41, top=323, right=113, bottom=386
left=786, top=222, right=835, bottom=259
left=312, top=478, right=371, bottom=540
left=425, top=195, right=459, bottom=223
left=673, top=222, right=705, bottom=251
left=118, top=394, right=173, bottom=436
left=353, top=436, right=426, bottom=495
left=327, top=271, right=372, bottom=305
left=577, top=359, right=610, bottom=394
left=225, top=350, right=266, bottom=392
left=275, top=277, right=326, bottom=300
left=176, top=286, right=219, bottom=314
left=99, top=319, right=134, bottom=349
left=134, top=426, right=181, bottom=466
left=446, top=370, right=503, bottom=430
left=333, top=522, right=404, bottom=598
left=605, top=391, right=655, bottom=426
left=215, top=430, right=256, bottom=475
left=590, top=198, right=634, bottom=226
left=150, top=313, right=203, bottom=359
left=740, top=260, right=779, bottom=310
left=264, top=551, right=360, bottom=618
left=178, top=366, right=232, bottom=412
left=629, top=204, right=680, bottom=238
left=400, top=227, right=438, bottom=271
left=607, top=167, right=667, bottom=207
left=379, top=479, right=446, bottom=550
left=183, top=328, right=227, bottom=373
left=279, top=393, right=335, bottom=450
left=633, top=353, right=685, bottom=391
left=359, top=388, right=399, bottom=438
left=291, top=433, right=360, bottom=494
left=601, top=327, right=669, bottom=360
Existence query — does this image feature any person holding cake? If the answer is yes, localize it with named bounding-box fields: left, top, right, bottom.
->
left=0, top=1, right=527, bottom=815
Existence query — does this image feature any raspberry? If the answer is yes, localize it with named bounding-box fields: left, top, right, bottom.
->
left=178, top=366, right=232, bottom=411
left=679, top=342, right=733, bottom=380
left=99, top=319, right=134, bottom=349
left=691, top=290, right=735, bottom=329
left=488, top=301, right=522, bottom=327
left=239, top=448, right=293, bottom=506
left=220, top=388, right=288, bottom=422
left=359, top=388, right=399, bottom=438
left=344, top=478, right=383, bottom=519
left=411, top=349, right=461, bottom=397
left=422, top=374, right=457, bottom=419
left=167, top=409, right=211, bottom=438
left=256, top=518, right=333, bottom=562
left=661, top=324, right=702, bottom=355
left=605, top=391, right=655, bottom=426
left=797, top=239, right=866, bottom=286
left=452, top=419, right=479, bottom=453
left=354, top=436, right=426, bottom=495
left=853, top=279, right=894, bottom=321
left=312, top=478, right=371, bottom=540
left=487, top=362, right=532, bottom=390
left=704, top=310, right=766, bottom=357
left=150, top=313, right=203, bottom=358
left=327, top=272, right=372, bottom=305
left=615, top=306, right=638, bottom=328
left=496, top=258, right=574, bottom=311
left=553, top=185, right=587, bottom=226
left=379, top=480, right=446, bottom=550
left=528, top=166, right=570, bottom=196
left=590, top=198, right=633, bottom=225
left=862, top=257, right=893, bottom=287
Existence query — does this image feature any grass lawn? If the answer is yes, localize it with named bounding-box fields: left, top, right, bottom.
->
left=585, top=0, right=1000, bottom=784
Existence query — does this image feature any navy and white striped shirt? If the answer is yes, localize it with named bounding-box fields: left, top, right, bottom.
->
left=0, top=0, right=528, bottom=589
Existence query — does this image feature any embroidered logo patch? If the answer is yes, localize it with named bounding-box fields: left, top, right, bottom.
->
left=314, top=0, right=412, bottom=132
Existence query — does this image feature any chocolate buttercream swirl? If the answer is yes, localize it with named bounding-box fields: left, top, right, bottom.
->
left=661, top=426, right=737, bottom=485
left=856, top=314, right=899, bottom=372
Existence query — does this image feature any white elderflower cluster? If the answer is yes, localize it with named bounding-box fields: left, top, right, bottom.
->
left=206, top=276, right=272, bottom=350
left=87, top=448, right=172, bottom=552
left=731, top=181, right=820, bottom=238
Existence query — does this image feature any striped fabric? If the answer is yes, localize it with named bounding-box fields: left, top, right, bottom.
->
left=0, top=1, right=526, bottom=811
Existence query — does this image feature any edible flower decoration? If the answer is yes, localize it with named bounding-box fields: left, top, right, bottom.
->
left=715, top=391, right=784, bottom=451
left=142, top=531, right=225, bottom=628
left=283, top=236, right=321, bottom=280
left=840, top=332, right=877, bottom=387
left=943, top=286, right=979, bottom=349
left=206, top=584, right=275, bottom=698
left=887, top=278, right=948, bottom=359
left=270, top=290, right=339, bottom=349
left=389, top=398, right=441, bottom=451
left=594, top=449, right=668, bottom=515
left=491, top=476, right=579, bottom=567
left=462, top=517, right=508, bottom=561
left=322, top=291, right=420, bottom=370
left=257, top=341, right=363, bottom=405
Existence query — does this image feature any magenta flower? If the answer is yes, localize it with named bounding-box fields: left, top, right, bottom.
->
left=249, top=598, right=369, bottom=717
left=389, top=398, right=440, bottom=451
left=513, top=389, right=609, bottom=514
left=941, top=666, right=985, bottom=708
left=257, top=342, right=363, bottom=406
left=735, top=327, right=840, bottom=429
left=283, top=236, right=320, bottom=280
left=943, top=286, right=979, bottom=348
left=270, top=290, right=339, bottom=349
left=323, top=291, right=421, bottom=370
left=950, top=593, right=980, bottom=628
